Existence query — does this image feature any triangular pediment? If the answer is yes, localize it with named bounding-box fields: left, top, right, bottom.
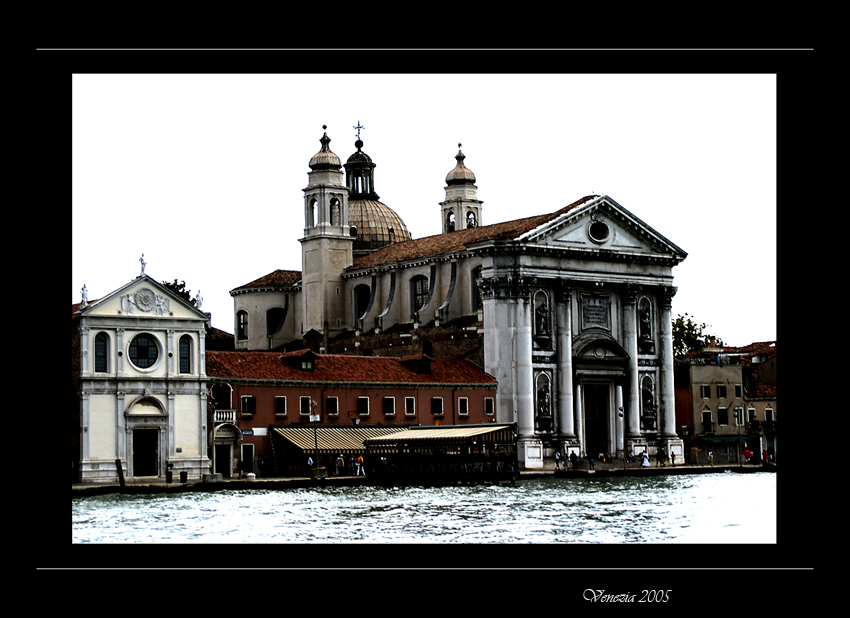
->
left=519, top=195, right=687, bottom=262
left=77, top=275, right=208, bottom=321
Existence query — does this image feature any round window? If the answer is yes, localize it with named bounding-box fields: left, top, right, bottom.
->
left=588, top=220, right=610, bottom=243
left=129, top=333, right=160, bottom=369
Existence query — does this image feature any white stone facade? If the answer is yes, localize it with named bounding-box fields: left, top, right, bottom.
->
left=73, top=275, right=211, bottom=483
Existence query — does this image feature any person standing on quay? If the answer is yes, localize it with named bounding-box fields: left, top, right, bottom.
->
left=570, top=451, right=578, bottom=470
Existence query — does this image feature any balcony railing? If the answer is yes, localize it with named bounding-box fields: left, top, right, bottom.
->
left=214, top=409, right=236, bottom=424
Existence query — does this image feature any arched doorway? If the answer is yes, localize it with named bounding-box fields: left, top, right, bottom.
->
left=125, top=396, right=167, bottom=479
left=213, top=423, right=242, bottom=477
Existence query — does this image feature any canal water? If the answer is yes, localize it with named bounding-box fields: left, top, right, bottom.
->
left=71, top=471, right=776, bottom=544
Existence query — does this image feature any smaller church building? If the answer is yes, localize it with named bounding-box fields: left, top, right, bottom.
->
left=71, top=271, right=211, bottom=484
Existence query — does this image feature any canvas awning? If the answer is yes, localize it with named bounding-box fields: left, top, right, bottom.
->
left=271, top=426, right=406, bottom=455
left=364, top=423, right=516, bottom=447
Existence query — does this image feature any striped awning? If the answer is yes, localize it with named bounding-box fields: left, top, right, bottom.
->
left=271, top=426, right=407, bottom=455
left=364, top=424, right=516, bottom=447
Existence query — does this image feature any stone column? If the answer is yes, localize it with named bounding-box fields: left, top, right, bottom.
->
left=574, top=380, right=583, bottom=454
left=623, top=286, right=641, bottom=439
left=515, top=290, right=535, bottom=440
left=659, top=286, right=678, bottom=438
left=615, top=378, right=625, bottom=457
left=556, top=283, right=574, bottom=439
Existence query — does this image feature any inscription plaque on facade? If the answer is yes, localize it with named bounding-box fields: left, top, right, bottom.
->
left=581, top=295, right=610, bottom=330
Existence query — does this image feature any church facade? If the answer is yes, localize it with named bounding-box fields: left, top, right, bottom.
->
left=72, top=272, right=211, bottom=483
left=231, top=129, right=688, bottom=468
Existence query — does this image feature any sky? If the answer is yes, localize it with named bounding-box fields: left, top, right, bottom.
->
left=71, top=72, right=776, bottom=347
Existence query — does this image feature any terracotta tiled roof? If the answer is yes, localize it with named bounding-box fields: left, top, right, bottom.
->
left=347, top=196, right=596, bottom=271
left=232, top=269, right=302, bottom=291
left=206, top=350, right=497, bottom=386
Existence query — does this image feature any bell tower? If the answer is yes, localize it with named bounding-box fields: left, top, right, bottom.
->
left=440, top=144, right=483, bottom=233
left=299, top=127, right=353, bottom=342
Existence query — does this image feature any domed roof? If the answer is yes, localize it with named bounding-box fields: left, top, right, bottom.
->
left=446, top=145, right=476, bottom=185
left=309, top=128, right=342, bottom=170
left=349, top=199, right=411, bottom=255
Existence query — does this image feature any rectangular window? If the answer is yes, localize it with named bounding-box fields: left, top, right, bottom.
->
left=382, top=397, right=395, bottom=415
left=431, top=397, right=444, bottom=416
left=700, top=385, right=711, bottom=398
left=458, top=397, right=469, bottom=416
left=405, top=397, right=416, bottom=416
left=241, top=396, right=255, bottom=416
left=326, top=397, right=339, bottom=416
left=485, top=397, right=495, bottom=416
left=717, top=384, right=727, bottom=398
left=275, top=396, right=287, bottom=416
left=357, top=397, right=370, bottom=416
left=300, top=396, right=312, bottom=416
left=735, top=384, right=742, bottom=398
left=718, top=407, right=728, bottom=425
left=701, top=410, right=713, bottom=433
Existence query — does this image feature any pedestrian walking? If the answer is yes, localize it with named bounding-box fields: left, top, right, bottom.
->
left=356, top=455, right=365, bottom=476
left=555, top=451, right=561, bottom=469
left=570, top=451, right=578, bottom=470
left=587, top=452, right=594, bottom=469
left=671, top=450, right=676, bottom=466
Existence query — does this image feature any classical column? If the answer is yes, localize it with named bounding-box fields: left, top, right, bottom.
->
left=623, top=286, right=641, bottom=439
left=574, top=380, right=583, bottom=453
left=515, top=291, right=535, bottom=439
left=556, top=283, right=575, bottom=439
left=659, top=286, right=678, bottom=438
left=615, top=378, right=625, bottom=457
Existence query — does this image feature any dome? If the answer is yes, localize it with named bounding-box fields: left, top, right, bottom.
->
left=349, top=198, right=411, bottom=255
left=445, top=145, right=476, bottom=185
left=309, top=129, right=342, bottom=170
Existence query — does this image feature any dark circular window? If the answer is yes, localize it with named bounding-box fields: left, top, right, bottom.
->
left=129, top=334, right=160, bottom=369
left=588, top=221, right=610, bottom=243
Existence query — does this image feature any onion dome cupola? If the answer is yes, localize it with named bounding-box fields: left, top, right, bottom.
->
left=344, top=122, right=412, bottom=257
left=303, top=126, right=349, bottom=234
left=441, top=144, right=483, bottom=234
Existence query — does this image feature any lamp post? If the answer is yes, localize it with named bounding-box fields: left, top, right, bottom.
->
left=735, top=407, right=743, bottom=469
left=310, top=400, right=319, bottom=473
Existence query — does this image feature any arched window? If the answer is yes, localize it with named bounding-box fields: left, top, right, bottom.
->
left=410, top=275, right=429, bottom=317
left=446, top=212, right=456, bottom=232
left=179, top=334, right=192, bottom=374
left=354, top=284, right=371, bottom=321
left=94, top=332, right=109, bottom=373
left=308, top=198, right=317, bottom=227
left=471, top=266, right=482, bottom=314
left=330, top=197, right=340, bottom=225
left=466, top=210, right=477, bottom=228
left=267, top=307, right=287, bottom=337
left=236, top=311, right=248, bottom=340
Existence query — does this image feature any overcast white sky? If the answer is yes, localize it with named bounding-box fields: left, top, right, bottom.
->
left=72, top=72, right=776, bottom=347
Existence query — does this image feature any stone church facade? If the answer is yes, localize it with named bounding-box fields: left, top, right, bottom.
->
left=231, top=129, right=687, bottom=468
left=72, top=273, right=211, bottom=483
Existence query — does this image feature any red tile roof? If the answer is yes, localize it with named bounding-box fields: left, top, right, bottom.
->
left=347, top=196, right=596, bottom=271
left=206, top=350, right=497, bottom=386
left=233, top=269, right=302, bottom=291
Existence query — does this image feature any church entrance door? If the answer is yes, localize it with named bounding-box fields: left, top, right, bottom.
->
left=133, top=428, right=159, bottom=477
left=584, top=384, right=610, bottom=457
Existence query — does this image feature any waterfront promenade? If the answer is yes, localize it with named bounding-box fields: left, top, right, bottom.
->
left=70, top=460, right=775, bottom=497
